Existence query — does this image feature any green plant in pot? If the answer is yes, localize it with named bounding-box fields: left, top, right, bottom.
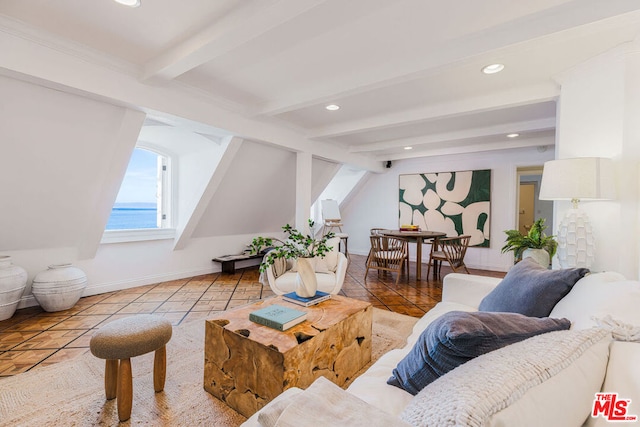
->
left=501, top=218, right=557, bottom=267
left=250, top=219, right=335, bottom=297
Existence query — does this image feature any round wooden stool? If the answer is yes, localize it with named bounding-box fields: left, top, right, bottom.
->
left=89, top=314, right=172, bottom=422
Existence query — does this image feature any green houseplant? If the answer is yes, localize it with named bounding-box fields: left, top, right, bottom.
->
left=250, top=220, right=335, bottom=297
left=501, top=218, right=557, bottom=266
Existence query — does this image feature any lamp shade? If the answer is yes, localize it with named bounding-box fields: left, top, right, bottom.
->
left=539, top=157, right=616, bottom=201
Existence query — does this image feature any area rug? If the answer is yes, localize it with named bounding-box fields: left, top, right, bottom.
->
left=0, top=308, right=417, bottom=426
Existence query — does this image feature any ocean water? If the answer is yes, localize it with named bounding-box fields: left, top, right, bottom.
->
left=106, top=203, right=158, bottom=230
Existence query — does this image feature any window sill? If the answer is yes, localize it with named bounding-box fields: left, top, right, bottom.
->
left=101, top=228, right=176, bottom=244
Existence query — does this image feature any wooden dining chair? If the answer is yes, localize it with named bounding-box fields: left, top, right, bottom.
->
left=366, top=228, right=388, bottom=264
left=369, top=228, right=387, bottom=236
left=426, top=235, right=471, bottom=279
left=365, top=235, right=408, bottom=285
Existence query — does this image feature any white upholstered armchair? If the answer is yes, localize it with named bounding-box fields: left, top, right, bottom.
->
left=263, top=237, right=348, bottom=295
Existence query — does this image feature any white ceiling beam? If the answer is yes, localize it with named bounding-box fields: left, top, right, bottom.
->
left=348, top=118, right=556, bottom=154
left=142, top=0, right=326, bottom=82
left=310, top=84, right=558, bottom=140
left=257, top=1, right=640, bottom=117
left=0, top=26, right=383, bottom=172
left=381, top=136, right=555, bottom=162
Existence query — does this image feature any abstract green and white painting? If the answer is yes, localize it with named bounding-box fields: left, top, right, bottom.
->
left=399, top=170, right=491, bottom=247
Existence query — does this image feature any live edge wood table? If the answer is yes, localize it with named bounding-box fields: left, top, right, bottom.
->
left=203, top=295, right=372, bottom=417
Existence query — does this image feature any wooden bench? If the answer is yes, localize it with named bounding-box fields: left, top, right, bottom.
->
left=212, top=253, right=264, bottom=273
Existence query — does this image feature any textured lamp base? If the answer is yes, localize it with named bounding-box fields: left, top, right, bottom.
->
left=556, top=209, right=594, bottom=268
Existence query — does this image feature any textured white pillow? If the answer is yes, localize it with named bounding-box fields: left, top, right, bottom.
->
left=315, top=237, right=341, bottom=272
left=584, top=341, right=640, bottom=427
left=401, top=328, right=611, bottom=427
left=550, top=272, right=639, bottom=329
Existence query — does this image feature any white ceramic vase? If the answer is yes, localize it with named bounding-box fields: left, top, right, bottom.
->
left=32, top=264, right=88, bottom=312
left=295, top=257, right=318, bottom=298
left=522, top=248, right=550, bottom=268
left=0, top=256, right=28, bottom=321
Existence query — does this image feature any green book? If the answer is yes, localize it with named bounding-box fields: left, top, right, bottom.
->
left=249, top=304, right=307, bottom=331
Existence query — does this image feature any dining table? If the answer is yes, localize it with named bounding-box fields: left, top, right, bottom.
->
left=381, top=230, right=446, bottom=281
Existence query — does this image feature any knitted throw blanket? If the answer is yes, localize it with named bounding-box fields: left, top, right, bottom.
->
left=401, top=328, right=611, bottom=427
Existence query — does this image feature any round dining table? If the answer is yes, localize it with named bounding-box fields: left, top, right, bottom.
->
left=381, top=230, right=446, bottom=281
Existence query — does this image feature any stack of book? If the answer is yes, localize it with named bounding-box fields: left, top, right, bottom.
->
left=249, top=304, right=307, bottom=331
left=400, top=224, right=420, bottom=231
left=283, top=291, right=331, bottom=307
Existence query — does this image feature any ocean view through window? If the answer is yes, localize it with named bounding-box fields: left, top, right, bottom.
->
left=106, top=147, right=168, bottom=230
left=106, top=202, right=157, bottom=230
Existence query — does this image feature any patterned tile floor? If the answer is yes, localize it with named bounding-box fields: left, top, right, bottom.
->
left=0, top=254, right=504, bottom=378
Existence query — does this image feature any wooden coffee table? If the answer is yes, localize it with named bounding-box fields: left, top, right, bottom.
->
left=203, top=295, right=372, bottom=417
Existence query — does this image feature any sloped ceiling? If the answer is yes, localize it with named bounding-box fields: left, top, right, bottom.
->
left=191, top=140, right=341, bottom=238
left=2, top=2, right=640, bottom=163
left=0, top=75, right=143, bottom=253
left=191, top=140, right=296, bottom=237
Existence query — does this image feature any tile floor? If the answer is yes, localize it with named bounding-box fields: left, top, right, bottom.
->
left=0, top=254, right=504, bottom=378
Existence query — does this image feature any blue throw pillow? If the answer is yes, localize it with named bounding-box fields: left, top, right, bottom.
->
left=387, top=311, right=571, bottom=395
left=478, top=258, right=589, bottom=317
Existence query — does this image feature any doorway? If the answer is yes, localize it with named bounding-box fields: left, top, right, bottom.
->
left=519, top=182, right=535, bottom=234
left=516, top=167, right=554, bottom=235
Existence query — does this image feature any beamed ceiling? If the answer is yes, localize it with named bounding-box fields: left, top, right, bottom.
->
left=2, top=0, right=640, bottom=162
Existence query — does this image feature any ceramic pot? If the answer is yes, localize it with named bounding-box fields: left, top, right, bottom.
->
left=522, top=248, right=550, bottom=268
left=32, top=264, right=87, bottom=312
left=0, top=256, right=28, bottom=321
left=295, top=257, right=318, bottom=298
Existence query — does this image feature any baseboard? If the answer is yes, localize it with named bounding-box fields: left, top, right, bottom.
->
left=348, top=249, right=509, bottom=273
left=16, top=266, right=217, bottom=310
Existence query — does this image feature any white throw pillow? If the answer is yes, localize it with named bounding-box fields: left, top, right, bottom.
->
left=550, top=272, right=640, bottom=330
left=258, top=377, right=411, bottom=427
left=401, top=328, right=611, bottom=427
left=584, top=341, right=640, bottom=426
left=315, top=237, right=341, bottom=273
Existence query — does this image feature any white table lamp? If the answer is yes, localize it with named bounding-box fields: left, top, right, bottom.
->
left=539, top=157, right=615, bottom=268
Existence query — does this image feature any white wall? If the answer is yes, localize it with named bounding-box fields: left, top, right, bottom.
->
left=341, top=147, right=554, bottom=272
left=554, top=41, right=640, bottom=279
left=8, top=233, right=260, bottom=309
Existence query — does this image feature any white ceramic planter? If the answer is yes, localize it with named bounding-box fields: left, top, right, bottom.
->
left=0, top=256, right=28, bottom=320
left=522, top=248, right=550, bottom=268
left=295, top=257, right=318, bottom=297
left=32, top=264, right=87, bottom=312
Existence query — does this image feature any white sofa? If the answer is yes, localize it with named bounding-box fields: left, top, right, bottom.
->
left=243, top=271, right=640, bottom=427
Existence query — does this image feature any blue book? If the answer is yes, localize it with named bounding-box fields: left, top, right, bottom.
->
left=249, top=304, right=307, bottom=331
left=283, top=291, right=331, bottom=307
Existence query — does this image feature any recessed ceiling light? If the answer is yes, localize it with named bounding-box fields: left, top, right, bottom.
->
left=404, top=146, right=413, bottom=150
left=114, top=0, right=141, bottom=7
left=325, top=104, right=340, bottom=111
left=482, top=63, right=504, bottom=74
left=507, top=133, right=520, bottom=138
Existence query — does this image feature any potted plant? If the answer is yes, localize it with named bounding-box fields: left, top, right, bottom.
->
left=501, top=218, right=557, bottom=267
left=250, top=219, right=335, bottom=297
